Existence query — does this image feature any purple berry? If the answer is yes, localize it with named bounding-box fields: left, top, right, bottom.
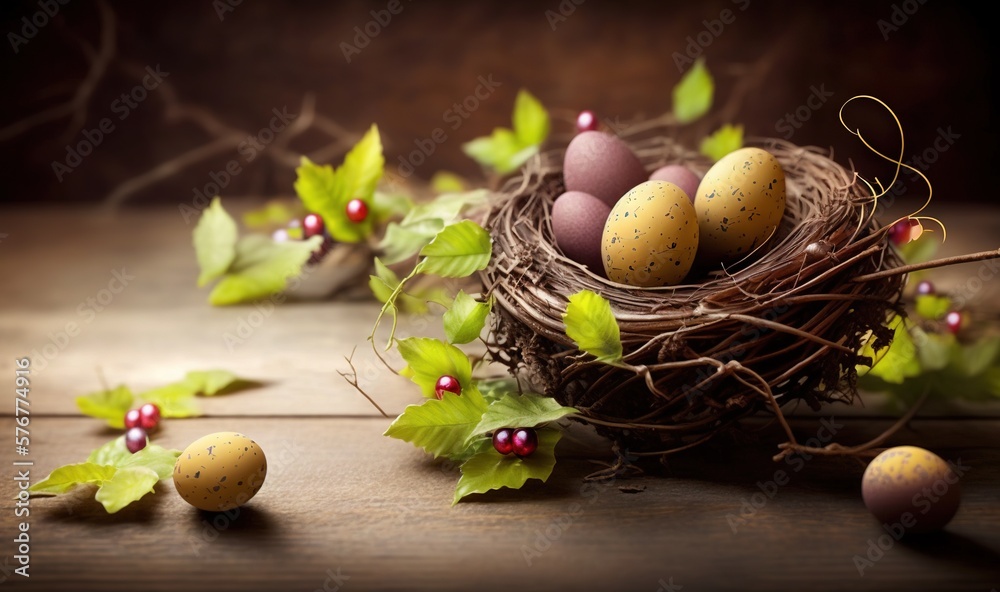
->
left=575, top=110, right=599, bottom=133
left=511, top=428, right=538, bottom=458
left=138, top=403, right=161, bottom=430
left=124, top=409, right=141, bottom=430
left=303, top=213, right=325, bottom=239
left=945, top=311, right=963, bottom=334
left=492, top=429, right=514, bottom=455
left=434, top=375, right=461, bottom=399
left=915, top=280, right=935, bottom=296
left=125, top=427, right=148, bottom=454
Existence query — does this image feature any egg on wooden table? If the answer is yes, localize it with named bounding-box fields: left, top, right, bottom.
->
left=694, top=147, right=786, bottom=267
left=601, top=180, right=699, bottom=287
left=563, top=131, right=648, bottom=207
left=861, top=446, right=962, bottom=533
left=174, top=432, right=267, bottom=512
left=551, top=191, right=611, bottom=274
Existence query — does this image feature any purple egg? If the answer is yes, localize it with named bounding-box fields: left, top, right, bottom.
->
left=563, top=132, right=647, bottom=207
left=649, top=165, right=701, bottom=202
left=551, top=191, right=611, bottom=275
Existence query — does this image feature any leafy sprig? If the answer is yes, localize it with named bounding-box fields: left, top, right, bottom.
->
left=463, top=89, right=550, bottom=174
left=30, top=436, right=181, bottom=513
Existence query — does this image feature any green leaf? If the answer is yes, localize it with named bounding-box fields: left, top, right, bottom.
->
left=453, top=429, right=561, bottom=504
left=430, top=171, right=468, bottom=193
left=86, top=436, right=132, bottom=467
left=194, top=197, right=239, bottom=287
left=182, top=369, right=240, bottom=395
left=369, top=258, right=429, bottom=314
left=469, top=393, right=578, bottom=440
left=372, top=191, right=414, bottom=223
left=443, top=291, right=492, bottom=344
left=462, top=128, right=522, bottom=173
left=141, top=383, right=203, bottom=418
left=208, top=234, right=322, bottom=305
left=477, top=377, right=520, bottom=403
left=94, top=466, right=160, bottom=514
left=294, top=126, right=383, bottom=243
left=863, top=316, right=922, bottom=384
left=898, top=235, right=939, bottom=264
left=30, top=463, right=117, bottom=495
left=397, top=337, right=473, bottom=397
left=402, top=190, right=489, bottom=226
left=379, top=219, right=444, bottom=265
left=673, top=58, right=714, bottom=124
left=914, top=329, right=953, bottom=372
left=118, top=445, right=182, bottom=480
left=699, top=124, right=744, bottom=162
left=416, top=221, right=492, bottom=278
left=512, top=89, right=550, bottom=146
left=384, top=387, right=489, bottom=459
left=76, top=385, right=134, bottom=428
left=953, top=336, right=1000, bottom=376
left=242, top=199, right=302, bottom=230
left=915, top=294, right=951, bottom=320
left=562, top=290, right=623, bottom=363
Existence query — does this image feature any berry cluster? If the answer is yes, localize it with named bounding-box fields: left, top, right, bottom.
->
left=123, top=403, right=161, bottom=453
left=492, top=427, right=538, bottom=458
left=271, top=201, right=369, bottom=266
left=914, top=280, right=965, bottom=335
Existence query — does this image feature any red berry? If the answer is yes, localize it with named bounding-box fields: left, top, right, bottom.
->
left=138, top=403, right=161, bottom=430
left=915, top=280, right=935, bottom=296
left=575, top=110, right=599, bottom=133
left=125, top=427, right=148, bottom=454
left=888, top=218, right=919, bottom=246
left=346, top=199, right=368, bottom=223
left=945, top=311, right=963, bottom=334
left=511, top=428, right=538, bottom=457
left=303, top=213, right=326, bottom=239
left=434, top=375, right=461, bottom=399
left=124, top=409, right=141, bottom=429
left=492, top=429, right=514, bottom=455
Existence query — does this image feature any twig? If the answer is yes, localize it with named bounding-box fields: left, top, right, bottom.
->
left=852, top=249, right=1000, bottom=283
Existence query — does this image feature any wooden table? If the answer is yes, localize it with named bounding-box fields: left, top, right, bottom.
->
left=1, top=206, right=998, bottom=592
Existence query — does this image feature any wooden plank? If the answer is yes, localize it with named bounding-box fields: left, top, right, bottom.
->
left=1, top=417, right=998, bottom=591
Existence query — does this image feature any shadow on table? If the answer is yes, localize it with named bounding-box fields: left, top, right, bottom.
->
left=899, top=530, right=1000, bottom=576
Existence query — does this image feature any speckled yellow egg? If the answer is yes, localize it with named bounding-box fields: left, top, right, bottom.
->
left=694, top=147, right=785, bottom=267
left=601, top=180, right=699, bottom=286
left=173, top=432, right=266, bottom=512
left=862, top=446, right=961, bottom=533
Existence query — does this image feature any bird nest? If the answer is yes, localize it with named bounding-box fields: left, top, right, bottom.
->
left=481, top=127, right=911, bottom=460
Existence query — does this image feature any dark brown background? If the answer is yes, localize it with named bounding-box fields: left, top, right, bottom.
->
left=0, top=0, right=993, bottom=205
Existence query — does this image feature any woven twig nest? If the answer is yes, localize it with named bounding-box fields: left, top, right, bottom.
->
left=481, top=124, right=907, bottom=457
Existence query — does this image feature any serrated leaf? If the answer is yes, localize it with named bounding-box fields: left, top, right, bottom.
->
left=76, top=385, right=134, bottom=428
left=402, top=190, right=490, bottom=226
left=512, top=89, right=550, bottom=146
left=699, top=124, right=744, bottom=162
left=864, top=316, right=922, bottom=384
left=341, top=123, right=385, bottom=204
left=453, top=429, right=561, bottom=504
left=194, top=197, right=238, bottom=287
left=397, top=337, right=473, bottom=397
left=87, top=436, right=132, bottom=467
left=915, top=294, right=951, bottom=320
left=379, top=219, right=445, bottom=265
left=208, top=234, right=322, bottom=305
left=469, top=393, right=578, bottom=440
left=30, top=463, right=117, bottom=495
left=563, top=290, right=623, bottom=363
left=444, top=291, right=491, bottom=344
left=94, top=466, right=160, bottom=513
left=118, top=445, right=182, bottom=480
left=183, top=369, right=240, bottom=395
left=673, top=58, right=714, bottom=124
left=384, top=387, right=488, bottom=459
left=463, top=128, right=527, bottom=174
left=477, top=377, right=520, bottom=403
left=430, top=171, right=468, bottom=193
left=416, top=221, right=492, bottom=278
left=140, top=383, right=202, bottom=418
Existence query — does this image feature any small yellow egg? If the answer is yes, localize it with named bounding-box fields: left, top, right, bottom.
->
left=601, top=180, right=699, bottom=286
left=861, top=446, right=961, bottom=533
left=694, top=147, right=785, bottom=266
left=173, top=432, right=266, bottom=512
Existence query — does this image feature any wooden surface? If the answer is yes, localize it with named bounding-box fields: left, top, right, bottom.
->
left=1, top=206, right=999, bottom=591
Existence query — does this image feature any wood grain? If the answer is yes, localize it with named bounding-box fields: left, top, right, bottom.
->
left=1, top=418, right=998, bottom=592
